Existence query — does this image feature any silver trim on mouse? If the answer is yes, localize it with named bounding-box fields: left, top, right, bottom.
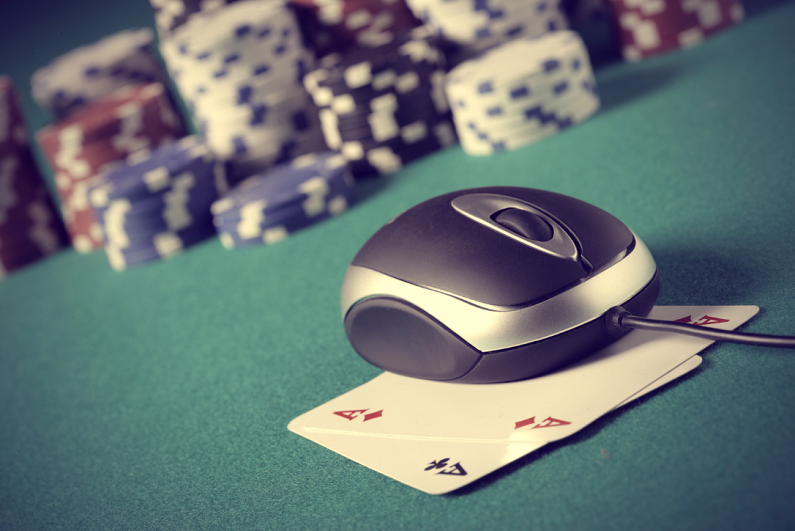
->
left=341, top=231, right=657, bottom=353
left=451, top=193, right=579, bottom=262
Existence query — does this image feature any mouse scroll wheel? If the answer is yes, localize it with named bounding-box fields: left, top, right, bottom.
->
left=492, top=208, right=554, bottom=242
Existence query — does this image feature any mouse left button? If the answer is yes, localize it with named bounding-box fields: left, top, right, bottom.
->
left=344, top=297, right=482, bottom=381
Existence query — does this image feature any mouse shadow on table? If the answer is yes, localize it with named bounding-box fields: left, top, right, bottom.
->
left=449, top=245, right=762, bottom=496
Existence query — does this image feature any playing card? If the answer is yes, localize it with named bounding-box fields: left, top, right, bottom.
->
left=295, top=306, right=758, bottom=444
left=289, top=305, right=758, bottom=494
left=290, top=355, right=702, bottom=495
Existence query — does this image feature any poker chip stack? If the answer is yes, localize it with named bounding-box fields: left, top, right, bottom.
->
left=608, top=0, right=744, bottom=61
left=405, top=0, right=569, bottom=59
left=158, top=0, right=327, bottom=185
left=303, top=31, right=456, bottom=178
left=31, top=28, right=170, bottom=120
left=36, top=82, right=185, bottom=252
left=444, top=31, right=600, bottom=155
left=0, top=77, right=68, bottom=280
left=211, top=151, right=355, bottom=248
left=148, top=0, right=243, bottom=37
left=289, top=0, right=422, bottom=57
left=87, top=136, right=222, bottom=271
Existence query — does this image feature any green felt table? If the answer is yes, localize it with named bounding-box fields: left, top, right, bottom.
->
left=1, top=1, right=795, bottom=529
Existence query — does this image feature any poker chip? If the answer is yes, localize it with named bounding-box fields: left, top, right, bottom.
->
left=405, top=0, right=569, bottom=59
left=30, top=28, right=169, bottom=119
left=445, top=31, right=600, bottom=155
left=1, top=78, right=68, bottom=280
left=289, top=0, right=422, bottom=58
left=304, top=30, right=456, bottom=177
left=36, top=82, right=185, bottom=253
left=88, top=136, right=221, bottom=271
left=158, top=0, right=326, bottom=183
left=212, top=151, right=355, bottom=248
left=148, top=0, right=243, bottom=36
left=607, top=0, right=744, bottom=61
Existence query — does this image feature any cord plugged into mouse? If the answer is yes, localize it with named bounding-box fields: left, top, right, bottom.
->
left=605, top=306, right=795, bottom=348
left=341, top=186, right=795, bottom=384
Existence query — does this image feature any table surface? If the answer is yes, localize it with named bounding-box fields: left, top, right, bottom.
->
left=2, top=1, right=794, bottom=529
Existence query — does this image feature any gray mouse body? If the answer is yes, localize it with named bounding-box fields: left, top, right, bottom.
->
left=341, top=186, right=659, bottom=383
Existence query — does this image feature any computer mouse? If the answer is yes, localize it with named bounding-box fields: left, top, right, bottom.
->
left=340, top=186, right=660, bottom=384
left=342, top=186, right=659, bottom=383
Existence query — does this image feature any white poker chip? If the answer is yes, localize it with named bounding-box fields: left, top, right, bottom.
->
left=445, top=31, right=600, bottom=156
left=31, top=28, right=167, bottom=119
left=405, top=0, right=569, bottom=56
left=456, top=97, right=600, bottom=155
left=158, top=0, right=323, bottom=182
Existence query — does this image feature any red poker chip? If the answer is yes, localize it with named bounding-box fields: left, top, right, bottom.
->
left=608, top=0, right=743, bottom=61
left=36, top=83, right=178, bottom=148
left=59, top=201, right=105, bottom=253
left=0, top=239, right=62, bottom=273
left=36, top=81, right=184, bottom=252
left=0, top=190, right=68, bottom=268
left=55, top=174, right=108, bottom=252
left=0, top=78, right=69, bottom=271
left=44, top=140, right=127, bottom=183
left=1, top=150, right=50, bottom=204
left=0, top=77, right=30, bottom=156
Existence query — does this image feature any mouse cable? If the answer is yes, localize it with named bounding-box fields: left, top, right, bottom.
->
left=604, top=306, right=795, bottom=348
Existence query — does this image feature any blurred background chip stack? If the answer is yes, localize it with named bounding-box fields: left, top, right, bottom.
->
left=304, top=29, right=455, bottom=178
left=211, top=151, right=356, bottom=248
left=444, top=31, right=600, bottom=155
left=405, top=0, right=570, bottom=64
left=87, top=136, right=222, bottom=270
left=36, top=82, right=186, bottom=252
left=157, top=0, right=328, bottom=186
left=30, top=28, right=171, bottom=121
left=0, top=77, right=69, bottom=280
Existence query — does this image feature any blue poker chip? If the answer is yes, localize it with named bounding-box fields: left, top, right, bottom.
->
left=103, top=225, right=214, bottom=270
left=89, top=136, right=220, bottom=203
left=88, top=136, right=222, bottom=269
left=94, top=175, right=218, bottom=219
left=112, top=222, right=216, bottom=253
left=212, top=151, right=351, bottom=219
left=212, top=151, right=355, bottom=247
left=91, top=177, right=217, bottom=236
left=214, top=158, right=354, bottom=225
left=217, top=184, right=356, bottom=249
